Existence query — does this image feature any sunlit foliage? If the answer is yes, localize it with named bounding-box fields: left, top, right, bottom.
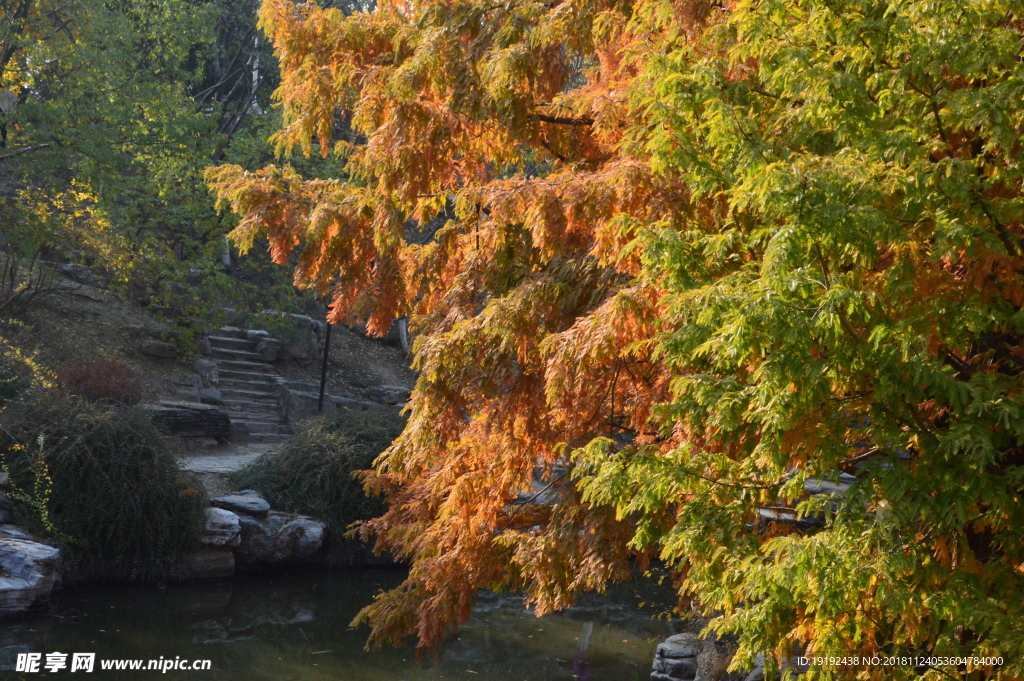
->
left=208, top=0, right=1024, bottom=677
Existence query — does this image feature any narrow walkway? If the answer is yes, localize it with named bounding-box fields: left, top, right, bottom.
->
left=180, top=443, right=282, bottom=497
left=180, top=449, right=268, bottom=474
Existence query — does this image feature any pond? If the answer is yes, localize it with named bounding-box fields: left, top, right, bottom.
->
left=0, top=570, right=682, bottom=680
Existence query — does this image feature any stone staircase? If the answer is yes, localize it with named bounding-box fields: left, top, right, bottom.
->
left=208, top=327, right=293, bottom=444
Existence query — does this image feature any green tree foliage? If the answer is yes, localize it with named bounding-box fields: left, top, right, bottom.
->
left=209, top=0, right=1024, bottom=677
left=0, top=0, right=333, bottom=317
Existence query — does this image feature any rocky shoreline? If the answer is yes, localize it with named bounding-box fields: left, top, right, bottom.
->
left=0, top=486, right=340, bottom=620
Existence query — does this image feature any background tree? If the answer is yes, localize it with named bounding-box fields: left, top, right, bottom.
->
left=208, top=0, right=1024, bottom=678
left=0, top=0, right=344, bottom=318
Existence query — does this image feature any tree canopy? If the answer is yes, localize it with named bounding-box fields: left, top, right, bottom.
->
left=208, top=0, right=1024, bottom=677
left=0, top=0, right=338, bottom=316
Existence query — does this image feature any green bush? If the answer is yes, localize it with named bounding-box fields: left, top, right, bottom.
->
left=0, top=394, right=206, bottom=582
left=229, top=408, right=405, bottom=540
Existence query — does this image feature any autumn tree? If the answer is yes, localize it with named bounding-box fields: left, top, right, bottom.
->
left=208, top=0, right=1024, bottom=678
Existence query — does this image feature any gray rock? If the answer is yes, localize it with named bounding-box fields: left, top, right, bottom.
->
left=0, top=525, right=33, bottom=541
left=235, top=512, right=326, bottom=565
left=652, top=633, right=700, bottom=681
left=211, top=491, right=270, bottom=518
left=228, top=420, right=250, bottom=446
left=199, top=388, right=223, bottom=405
left=192, top=357, right=218, bottom=387
left=695, top=632, right=745, bottom=681
left=282, top=389, right=334, bottom=422
left=139, top=339, right=178, bottom=359
left=196, top=334, right=213, bottom=356
left=201, top=508, right=241, bottom=548
left=0, top=472, right=8, bottom=488
left=145, top=402, right=230, bottom=439
left=0, top=536, right=62, bottom=616
left=172, top=549, right=235, bottom=581
left=254, top=338, right=282, bottom=361
left=245, top=330, right=271, bottom=341
left=367, top=384, right=412, bottom=405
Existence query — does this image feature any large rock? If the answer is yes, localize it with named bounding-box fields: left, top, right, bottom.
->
left=192, top=357, right=218, bottom=387
left=0, top=536, right=61, bottom=616
left=139, top=339, right=178, bottom=359
left=651, top=632, right=753, bottom=681
left=282, top=389, right=334, bottom=422
left=235, top=512, right=326, bottom=566
left=367, top=385, right=412, bottom=405
left=211, top=490, right=270, bottom=518
left=172, top=549, right=234, bottom=581
left=145, top=402, right=230, bottom=439
left=652, top=633, right=700, bottom=681
left=199, top=388, right=223, bottom=405
left=201, top=508, right=241, bottom=548
left=254, top=338, right=282, bottom=361
left=228, top=420, right=250, bottom=445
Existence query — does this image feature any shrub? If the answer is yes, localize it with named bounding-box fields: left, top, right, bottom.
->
left=0, top=359, right=29, bottom=404
left=57, top=358, right=144, bottom=405
left=0, top=394, right=206, bottom=582
left=229, top=408, right=405, bottom=542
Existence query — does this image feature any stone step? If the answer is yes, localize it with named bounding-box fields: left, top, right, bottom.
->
left=220, top=385, right=276, bottom=401
left=226, top=405, right=282, bottom=415
left=218, top=368, right=276, bottom=382
left=219, top=378, right=277, bottom=391
left=221, top=395, right=278, bottom=408
left=216, top=360, right=274, bottom=374
left=231, top=416, right=288, bottom=429
left=217, top=326, right=250, bottom=340
left=221, top=387, right=279, bottom=401
left=248, top=433, right=292, bottom=443
left=236, top=420, right=294, bottom=435
left=208, top=335, right=257, bottom=352
left=212, top=347, right=269, bottom=363
left=222, top=399, right=281, bottom=413
left=228, top=412, right=288, bottom=425
left=223, top=405, right=283, bottom=420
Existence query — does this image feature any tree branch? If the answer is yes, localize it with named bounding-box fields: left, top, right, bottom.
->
left=529, top=113, right=594, bottom=126
left=0, top=142, right=52, bottom=160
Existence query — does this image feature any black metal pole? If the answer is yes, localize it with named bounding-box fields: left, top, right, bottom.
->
left=317, top=322, right=332, bottom=413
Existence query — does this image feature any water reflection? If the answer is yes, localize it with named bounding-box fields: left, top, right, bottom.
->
left=0, top=570, right=678, bottom=680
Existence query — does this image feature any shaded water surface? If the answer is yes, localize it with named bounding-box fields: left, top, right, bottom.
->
left=0, top=570, right=679, bottom=680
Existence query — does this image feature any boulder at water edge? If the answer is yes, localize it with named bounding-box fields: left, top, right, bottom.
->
left=0, top=535, right=61, bottom=616
left=211, top=490, right=271, bottom=518
left=201, top=508, right=241, bottom=548
left=651, top=633, right=700, bottom=681
left=235, top=512, right=326, bottom=566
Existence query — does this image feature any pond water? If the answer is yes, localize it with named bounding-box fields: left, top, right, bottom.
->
left=0, top=570, right=682, bottom=680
